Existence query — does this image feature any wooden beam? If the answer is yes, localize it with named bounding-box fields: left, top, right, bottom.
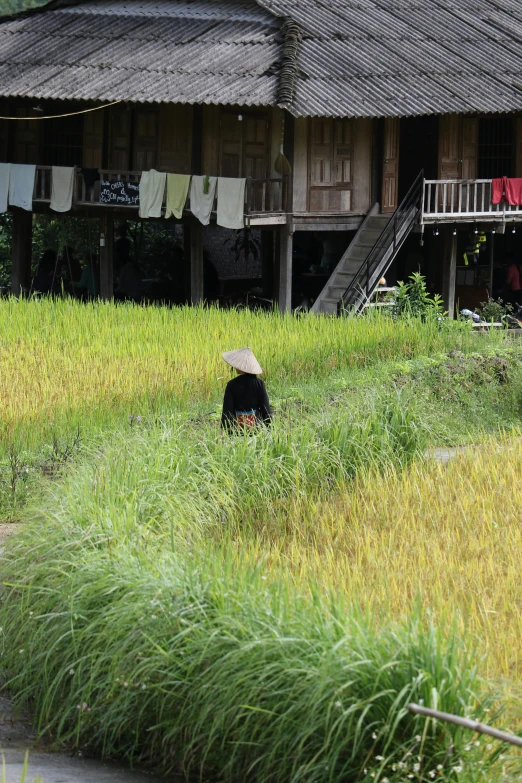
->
left=278, top=222, right=293, bottom=312
left=442, top=228, right=457, bottom=318
left=11, top=208, right=32, bottom=296
left=189, top=219, right=204, bottom=304
left=99, top=213, right=114, bottom=300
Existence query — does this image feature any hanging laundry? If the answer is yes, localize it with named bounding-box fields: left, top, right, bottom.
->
left=505, top=178, right=522, bottom=206
left=491, top=177, right=506, bottom=205
left=165, top=174, right=191, bottom=220
left=217, top=177, right=246, bottom=230
left=9, top=164, right=36, bottom=211
left=50, top=166, right=75, bottom=213
left=139, top=169, right=166, bottom=219
left=0, top=163, right=10, bottom=213
left=81, top=168, right=100, bottom=190
left=190, top=175, right=217, bottom=226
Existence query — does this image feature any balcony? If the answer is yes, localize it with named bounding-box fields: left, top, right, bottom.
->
left=422, top=179, right=522, bottom=224
left=32, top=166, right=288, bottom=224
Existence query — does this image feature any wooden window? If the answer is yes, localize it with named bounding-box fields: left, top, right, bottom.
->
left=219, top=110, right=269, bottom=179
left=83, top=111, right=104, bottom=169
left=309, top=117, right=353, bottom=212
left=109, top=106, right=131, bottom=170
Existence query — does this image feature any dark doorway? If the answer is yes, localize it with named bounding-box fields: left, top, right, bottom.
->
left=398, top=116, right=438, bottom=201
left=478, top=116, right=515, bottom=178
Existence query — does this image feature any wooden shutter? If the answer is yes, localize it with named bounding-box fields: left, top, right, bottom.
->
left=159, top=105, right=193, bottom=173
left=109, top=106, right=131, bottom=170
left=438, top=115, right=462, bottom=180
left=83, top=110, right=104, bottom=169
left=310, top=118, right=333, bottom=187
left=14, top=109, right=40, bottom=164
left=382, top=118, right=400, bottom=212
left=334, top=119, right=352, bottom=211
left=220, top=111, right=242, bottom=178
left=133, top=110, right=158, bottom=171
left=461, top=117, right=478, bottom=179
left=515, top=118, right=522, bottom=177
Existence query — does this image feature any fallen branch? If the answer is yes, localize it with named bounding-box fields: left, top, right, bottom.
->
left=407, top=704, right=522, bottom=748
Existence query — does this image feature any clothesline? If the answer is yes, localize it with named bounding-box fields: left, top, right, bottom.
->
left=0, top=164, right=248, bottom=229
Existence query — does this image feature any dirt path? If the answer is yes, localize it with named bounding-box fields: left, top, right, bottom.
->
left=0, top=525, right=175, bottom=783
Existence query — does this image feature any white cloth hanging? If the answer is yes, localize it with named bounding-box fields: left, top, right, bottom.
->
left=0, top=163, right=10, bottom=213
left=190, top=175, right=217, bottom=226
left=139, top=169, right=166, bottom=218
left=9, top=164, right=36, bottom=211
left=217, top=177, right=246, bottom=230
left=50, top=166, right=75, bottom=212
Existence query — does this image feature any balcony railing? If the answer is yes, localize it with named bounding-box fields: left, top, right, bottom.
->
left=422, top=178, right=522, bottom=223
left=32, top=166, right=287, bottom=216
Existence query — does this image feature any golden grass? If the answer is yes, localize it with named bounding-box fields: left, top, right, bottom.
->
left=232, top=438, right=522, bottom=687
left=0, top=298, right=480, bottom=442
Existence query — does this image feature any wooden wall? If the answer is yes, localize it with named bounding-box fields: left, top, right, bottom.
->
left=292, top=116, right=372, bottom=214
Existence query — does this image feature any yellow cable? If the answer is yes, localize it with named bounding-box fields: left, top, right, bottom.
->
left=0, top=99, right=122, bottom=120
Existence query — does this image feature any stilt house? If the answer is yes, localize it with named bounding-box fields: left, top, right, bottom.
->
left=2, top=0, right=522, bottom=314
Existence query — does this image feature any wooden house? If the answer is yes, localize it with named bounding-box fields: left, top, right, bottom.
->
left=2, top=0, right=522, bottom=314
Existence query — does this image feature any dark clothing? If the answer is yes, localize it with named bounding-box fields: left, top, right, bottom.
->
left=82, top=168, right=100, bottom=190
left=221, top=374, right=272, bottom=430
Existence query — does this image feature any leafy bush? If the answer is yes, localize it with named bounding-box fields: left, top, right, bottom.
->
left=391, top=273, right=445, bottom=320
left=477, top=297, right=512, bottom=324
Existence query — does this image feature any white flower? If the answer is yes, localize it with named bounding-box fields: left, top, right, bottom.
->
left=408, top=775, right=414, bottom=779
left=335, top=701, right=342, bottom=708
left=141, top=684, right=146, bottom=690
left=123, top=681, right=128, bottom=687
left=151, top=615, right=156, bottom=620
left=392, top=764, right=397, bottom=772
left=474, top=741, right=480, bottom=747
left=413, top=763, right=420, bottom=772
left=453, top=766, right=463, bottom=773
left=18, top=649, right=23, bottom=654
left=28, top=611, right=33, bottom=616
left=69, top=669, right=75, bottom=675
left=375, top=756, right=384, bottom=761
left=437, top=765, right=443, bottom=770
left=429, top=772, right=436, bottom=778
left=416, top=735, right=422, bottom=742
left=372, top=732, right=377, bottom=739
left=486, top=744, right=492, bottom=750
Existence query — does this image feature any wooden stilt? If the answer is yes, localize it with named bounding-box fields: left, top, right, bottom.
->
left=11, top=209, right=32, bottom=296
left=99, top=213, right=114, bottom=300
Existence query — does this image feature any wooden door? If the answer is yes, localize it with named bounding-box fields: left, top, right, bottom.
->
left=133, top=110, right=158, bottom=171
left=309, top=117, right=353, bottom=211
left=438, top=115, right=462, bottom=180
left=83, top=110, right=104, bottom=169
left=109, top=106, right=131, bottom=170
left=244, top=114, right=268, bottom=179
left=382, top=118, right=400, bottom=212
left=461, top=117, right=478, bottom=179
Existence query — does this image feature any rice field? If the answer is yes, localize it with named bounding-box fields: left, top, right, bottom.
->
left=0, top=298, right=520, bottom=782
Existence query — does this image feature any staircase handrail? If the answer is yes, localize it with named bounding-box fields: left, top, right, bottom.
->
left=340, top=170, right=424, bottom=313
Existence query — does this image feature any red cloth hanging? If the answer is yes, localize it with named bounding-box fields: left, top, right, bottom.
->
left=505, top=178, right=522, bottom=206
left=491, top=177, right=506, bottom=204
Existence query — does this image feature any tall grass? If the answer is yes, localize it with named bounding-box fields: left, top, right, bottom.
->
left=0, top=526, right=497, bottom=783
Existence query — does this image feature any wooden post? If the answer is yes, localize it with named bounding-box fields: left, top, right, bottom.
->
left=11, top=208, right=32, bottom=296
left=189, top=219, right=204, bottom=304
left=488, top=231, right=495, bottom=296
left=99, top=213, right=114, bottom=300
left=278, top=222, right=293, bottom=313
left=408, top=704, right=522, bottom=749
left=442, top=228, right=457, bottom=318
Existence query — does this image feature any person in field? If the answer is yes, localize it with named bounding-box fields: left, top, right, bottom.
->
left=221, top=348, right=272, bottom=431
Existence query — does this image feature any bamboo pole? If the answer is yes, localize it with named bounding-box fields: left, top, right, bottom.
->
left=407, top=704, right=522, bottom=748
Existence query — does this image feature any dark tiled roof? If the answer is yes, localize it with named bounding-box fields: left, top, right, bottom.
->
left=2, top=0, right=522, bottom=118
left=0, top=0, right=282, bottom=106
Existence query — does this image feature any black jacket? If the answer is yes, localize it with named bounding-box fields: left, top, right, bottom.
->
left=221, top=374, right=272, bottom=429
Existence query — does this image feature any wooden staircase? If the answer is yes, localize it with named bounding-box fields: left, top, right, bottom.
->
left=311, top=205, right=390, bottom=314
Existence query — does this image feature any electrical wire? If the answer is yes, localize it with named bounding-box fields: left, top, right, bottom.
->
left=0, top=99, right=122, bottom=121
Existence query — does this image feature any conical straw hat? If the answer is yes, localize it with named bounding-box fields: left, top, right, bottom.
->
left=222, top=347, right=263, bottom=375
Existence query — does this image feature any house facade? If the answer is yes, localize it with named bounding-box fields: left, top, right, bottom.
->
left=2, top=0, right=522, bottom=314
